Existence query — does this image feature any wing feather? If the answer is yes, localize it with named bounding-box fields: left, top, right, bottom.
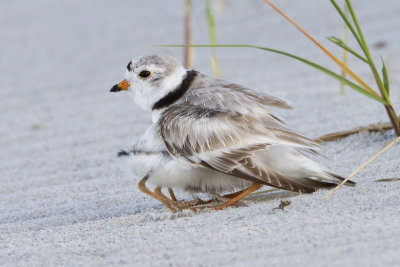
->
left=159, top=104, right=317, bottom=154
left=182, top=73, right=292, bottom=113
left=158, top=102, right=324, bottom=193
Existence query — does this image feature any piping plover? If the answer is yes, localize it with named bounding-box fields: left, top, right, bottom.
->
left=110, top=54, right=355, bottom=211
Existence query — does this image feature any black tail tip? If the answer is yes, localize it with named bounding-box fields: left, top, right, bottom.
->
left=329, top=172, right=357, bottom=186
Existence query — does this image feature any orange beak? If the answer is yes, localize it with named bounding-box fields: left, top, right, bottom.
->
left=110, top=79, right=130, bottom=92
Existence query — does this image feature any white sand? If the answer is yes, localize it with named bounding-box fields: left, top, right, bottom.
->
left=1, top=0, right=400, bottom=266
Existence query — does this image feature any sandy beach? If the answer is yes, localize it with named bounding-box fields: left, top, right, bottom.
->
left=1, top=0, right=400, bottom=266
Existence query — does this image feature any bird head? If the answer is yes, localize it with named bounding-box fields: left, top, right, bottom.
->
left=110, top=54, right=187, bottom=112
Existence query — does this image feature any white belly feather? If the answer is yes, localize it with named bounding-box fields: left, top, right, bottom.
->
left=149, top=159, right=252, bottom=193
left=125, top=126, right=252, bottom=194
left=125, top=151, right=251, bottom=193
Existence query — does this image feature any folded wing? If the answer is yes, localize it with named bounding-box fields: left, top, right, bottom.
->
left=158, top=103, right=330, bottom=193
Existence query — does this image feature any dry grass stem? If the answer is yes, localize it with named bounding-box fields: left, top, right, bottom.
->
left=317, top=121, right=393, bottom=142
left=374, top=178, right=400, bottom=183
left=322, top=136, right=400, bottom=200
left=184, top=0, right=193, bottom=68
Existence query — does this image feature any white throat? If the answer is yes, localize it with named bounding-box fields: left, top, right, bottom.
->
left=133, top=67, right=187, bottom=113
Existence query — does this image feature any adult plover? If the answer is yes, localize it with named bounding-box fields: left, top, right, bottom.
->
left=110, top=54, right=354, bottom=212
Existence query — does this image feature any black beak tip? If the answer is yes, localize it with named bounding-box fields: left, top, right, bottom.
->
left=110, top=84, right=121, bottom=92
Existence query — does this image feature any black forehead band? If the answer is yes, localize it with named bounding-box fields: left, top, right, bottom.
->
left=127, top=62, right=132, bottom=71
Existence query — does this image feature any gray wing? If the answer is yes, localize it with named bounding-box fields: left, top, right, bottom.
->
left=158, top=103, right=322, bottom=193
left=181, top=73, right=292, bottom=117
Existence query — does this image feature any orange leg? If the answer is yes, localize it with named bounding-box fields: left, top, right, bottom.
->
left=168, top=188, right=177, bottom=201
left=223, top=189, right=247, bottom=199
left=139, top=177, right=261, bottom=212
left=214, top=183, right=262, bottom=210
left=138, top=176, right=176, bottom=212
left=154, top=186, right=169, bottom=199
left=139, top=177, right=198, bottom=212
left=156, top=187, right=198, bottom=210
left=154, top=186, right=193, bottom=212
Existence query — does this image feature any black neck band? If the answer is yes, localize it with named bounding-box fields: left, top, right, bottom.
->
left=152, top=70, right=197, bottom=110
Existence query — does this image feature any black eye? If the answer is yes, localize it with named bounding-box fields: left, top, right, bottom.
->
left=139, top=70, right=151, bottom=78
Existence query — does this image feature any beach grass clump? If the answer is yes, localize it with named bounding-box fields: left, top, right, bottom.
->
left=163, top=0, right=400, bottom=136
left=262, top=0, right=400, bottom=136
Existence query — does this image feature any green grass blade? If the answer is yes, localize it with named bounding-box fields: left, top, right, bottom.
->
left=206, top=0, right=221, bottom=78
left=345, top=0, right=367, bottom=51
left=381, top=57, right=390, bottom=96
left=339, top=3, right=350, bottom=95
left=345, top=0, right=389, bottom=102
left=346, top=0, right=399, bottom=136
left=206, top=1, right=216, bottom=45
left=327, top=36, right=368, bottom=63
left=330, top=0, right=364, bottom=51
left=263, top=0, right=379, bottom=97
left=250, top=188, right=280, bottom=196
left=158, top=44, right=387, bottom=105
